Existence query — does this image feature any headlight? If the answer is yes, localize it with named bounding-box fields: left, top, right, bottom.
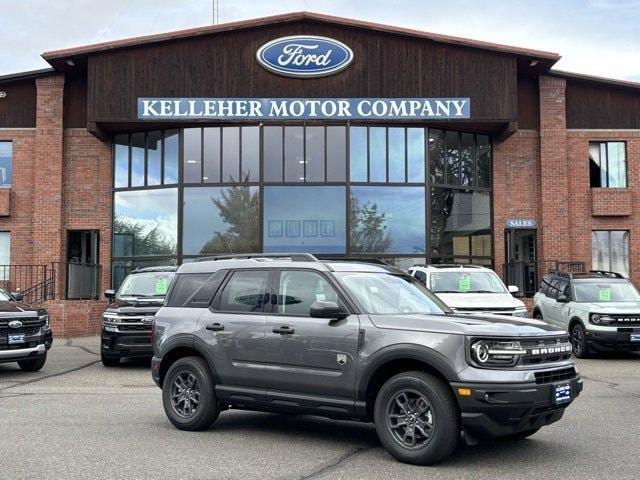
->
left=102, top=312, right=121, bottom=324
left=513, top=308, right=529, bottom=318
left=470, top=339, right=526, bottom=367
left=39, top=314, right=50, bottom=329
left=590, top=313, right=615, bottom=325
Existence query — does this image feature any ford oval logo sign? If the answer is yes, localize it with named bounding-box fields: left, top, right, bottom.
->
left=8, top=320, right=23, bottom=329
left=256, top=35, right=353, bottom=78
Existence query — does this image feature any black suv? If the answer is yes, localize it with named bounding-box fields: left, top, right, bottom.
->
left=151, top=254, right=582, bottom=465
left=0, top=288, right=52, bottom=371
left=101, top=266, right=176, bottom=366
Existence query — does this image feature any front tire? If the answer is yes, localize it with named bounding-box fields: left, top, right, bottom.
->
left=162, top=356, right=219, bottom=431
left=373, top=371, right=459, bottom=465
left=18, top=353, right=47, bottom=372
left=571, top=322, right=591, bottom=358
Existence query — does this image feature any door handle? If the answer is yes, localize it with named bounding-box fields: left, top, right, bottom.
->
left=206, top=323, right=224, bottom=332
left=272, top=325, right=294, bottom=335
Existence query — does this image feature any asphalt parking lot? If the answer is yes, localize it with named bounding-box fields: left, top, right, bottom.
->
left=1, top=337, right=639, bottom=480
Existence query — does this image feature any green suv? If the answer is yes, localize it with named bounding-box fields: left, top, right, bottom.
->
left=532, top=270, right=640, bottom=357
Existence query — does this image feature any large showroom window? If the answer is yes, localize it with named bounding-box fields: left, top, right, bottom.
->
left=589, top=141, right=627, bottom=188
left=112, top=125, right=492, bottom=287
left=592, top=230, right=629, bottom=277
left=0, top=142, right=12, bottom=187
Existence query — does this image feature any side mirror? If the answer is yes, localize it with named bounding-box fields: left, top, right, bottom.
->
left=104, top=289, right=116, bottom=300
left=508, top=285, right=519, bottom=294
left=557, top=294, right=570, bottom=303
left=310, top=301, right=349, bottom=320
left=10, top=291, right=23, bottom=302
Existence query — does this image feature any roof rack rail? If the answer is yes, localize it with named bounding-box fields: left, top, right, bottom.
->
left=548, top=270, right=573, bottom=278
left=587, top=270, right=624, bottom=278
left=194, top=253, right=318, bottom=262
left=131, top=266, right=178, bottom=273
left=318, top=256, right=390, bottom=266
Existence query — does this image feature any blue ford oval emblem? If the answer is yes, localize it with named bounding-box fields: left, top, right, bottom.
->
left=8, top=320, right=23, bottom=329
left=256, top=35, right=354, bottom=78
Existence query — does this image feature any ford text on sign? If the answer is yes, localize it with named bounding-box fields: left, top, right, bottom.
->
left=137, top=98, right=471, bottom=120
left=256, top=35, right=354, bottom=77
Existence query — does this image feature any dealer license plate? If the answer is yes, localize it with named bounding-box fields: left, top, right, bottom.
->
left=554, top=383, right=571, bottom=404
left=8, top=334, right=25, bottom=345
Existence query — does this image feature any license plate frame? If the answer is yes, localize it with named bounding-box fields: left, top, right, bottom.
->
left=8, top=334, right=25, bottom=345
left=554, top=382, right=571, bottom=405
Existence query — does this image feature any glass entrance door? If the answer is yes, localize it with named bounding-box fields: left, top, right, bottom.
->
left=504, top=229, right=537, bottom=297
left=66, top=230, right=100, bottom=299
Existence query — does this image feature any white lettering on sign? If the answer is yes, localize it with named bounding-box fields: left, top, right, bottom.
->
left=137, top=98, right=471, bottom=120
left=277, top=43, right=333, bottom=67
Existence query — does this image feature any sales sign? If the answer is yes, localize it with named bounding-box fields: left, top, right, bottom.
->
left=137, top=97, right=470, bottom=120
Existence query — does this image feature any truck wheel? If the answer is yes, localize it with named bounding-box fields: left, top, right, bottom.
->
left=162, top=356, right=219, bottom=431
left=374, top=371, right=459, bottom=465
left=534, top=312, right=543, bottom=320
left=101, top=353, right=120, bottom=367
left=18, top=353, right=47, bottom=372
left=571, top=323, right=591, bottom=358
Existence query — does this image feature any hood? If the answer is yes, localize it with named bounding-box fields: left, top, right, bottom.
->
left=434, top=292, right=525, bottom=310
left=585, top=302, right=640, bottom=313
left=369, top=312, right=564, bottom=337
left=108, top=296, right=164, bottom=312
left=0, top=301, right=38, bottom=314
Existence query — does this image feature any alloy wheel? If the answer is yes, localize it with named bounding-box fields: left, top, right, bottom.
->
left=571, top=325, right=584, bottom=355
left=386, top=389, right=435, bottom=449
left=170, top=371, right=201, bottom=417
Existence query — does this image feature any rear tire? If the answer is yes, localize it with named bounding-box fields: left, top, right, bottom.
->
left=571, top=322, right=591, bottom=358
left=162, top=356, right=219, bottom=431
left=18, top=353, right=47, bottom=372
left=101, top=353, right=120, bottom=367
left=373, top=371, right=459, bottom=465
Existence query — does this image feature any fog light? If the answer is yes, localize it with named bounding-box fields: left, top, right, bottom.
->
left=457, top=387, right=472, bottom=397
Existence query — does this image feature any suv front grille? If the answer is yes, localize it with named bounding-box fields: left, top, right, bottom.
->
left=609, top=315, right=640, bottom=327
left=534, top=367, right=577, bottom=384
left=118, top=324, right=152, bottom=332
left=455, top=307, right=517, bottom=316
left=519, top=336, right=573, bottom=366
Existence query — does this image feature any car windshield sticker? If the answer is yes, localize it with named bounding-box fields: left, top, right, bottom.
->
left=155, top=277, right=169, bottom=295
left=598, top=288, right=611, bottom=301
left=459, top=276, right=471, bottom=292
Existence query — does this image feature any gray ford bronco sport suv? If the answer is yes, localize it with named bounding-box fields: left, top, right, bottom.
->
left=151, top=254, right=582, bottom=465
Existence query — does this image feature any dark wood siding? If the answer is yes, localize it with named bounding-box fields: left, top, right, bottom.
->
left=517, top=75, right=538, bottom=130
left=0, top=78, right=36, bottom=128
left=87, top=21, right=518, bottom=128
left=566, top=79, right=640, bottom=129
left=63, top=72, right=87, bottom=128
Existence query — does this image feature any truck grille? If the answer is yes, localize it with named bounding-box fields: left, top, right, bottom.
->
left=534, top=367, right=577, bottom=384
left=519, top=336, right=573, bottom=366
left=118, top=324, right=152, bottom=332
left=455, top=307, right=517, bottom=316
left=0, top=317, right=43, bottom=337
left=609, top=315, right=640, bottom=326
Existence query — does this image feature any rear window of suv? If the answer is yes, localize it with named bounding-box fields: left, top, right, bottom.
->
left=167, top=271, right=226, bottom=308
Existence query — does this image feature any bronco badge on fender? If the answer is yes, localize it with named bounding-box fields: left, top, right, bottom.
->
left=256, top=35, right=354, bottom=78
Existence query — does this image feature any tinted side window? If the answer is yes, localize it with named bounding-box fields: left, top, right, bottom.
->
left=217, top=270, right=271, bottom=312
left=167, top=271, right=226, bottom=307
left=414, top=271, right=427, bottom=285
left=276, top=270, right=341, bottom=316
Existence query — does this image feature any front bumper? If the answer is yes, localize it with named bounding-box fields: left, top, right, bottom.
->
left=452, top=376, right=583, bottom=438
left=0, top=329, right=53, bottom=363
left=586, top=329, right=640, bottom=350
left=101, top=328, right=153, bottom=359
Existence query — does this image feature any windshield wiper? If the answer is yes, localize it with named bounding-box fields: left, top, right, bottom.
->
left=466, top=290, right=497, bottom=293
left=432, top=290, right=460, bottom=293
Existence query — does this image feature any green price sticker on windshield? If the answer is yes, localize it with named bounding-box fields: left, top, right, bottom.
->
left=155, top=278, right=169, bottom=295
left=598, top=288, right=611, bottom=301
left=459, top=276, right=471, bottom=292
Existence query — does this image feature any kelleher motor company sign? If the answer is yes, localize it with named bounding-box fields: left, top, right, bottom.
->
left=137, top=98, right=471, bottom=120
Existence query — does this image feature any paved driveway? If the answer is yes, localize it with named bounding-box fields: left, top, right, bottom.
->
left=1, top=337, right=638, bottom=480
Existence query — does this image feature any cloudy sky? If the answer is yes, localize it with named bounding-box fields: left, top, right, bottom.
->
left=1, top=0, right=639, bottom=81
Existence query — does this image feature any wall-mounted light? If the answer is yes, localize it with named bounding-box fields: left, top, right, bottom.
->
left=66, top=59, right=75, bottom=67
left=0, top=91, right=6, bottom=99
left=529, top=59, right=539, bottom=67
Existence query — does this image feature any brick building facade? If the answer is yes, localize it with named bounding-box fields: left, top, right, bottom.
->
left=0, top=12, right=639, bottom=336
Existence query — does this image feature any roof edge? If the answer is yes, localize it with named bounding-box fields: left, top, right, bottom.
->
left=0, top=67, right=56, bottom=84
left=42, top=11, right=560, bottom=64
left=551, top=69, right=640, bottom=91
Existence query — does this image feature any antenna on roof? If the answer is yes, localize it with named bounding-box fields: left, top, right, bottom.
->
left=212, top=0, right=219, bottom=24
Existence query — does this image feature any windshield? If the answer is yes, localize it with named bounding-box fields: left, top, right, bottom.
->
left=429, top=270, right=507, bottom=294
left=118, top=272, right=175, bottom=297
left=335, top=272, right=450, bottom=315
left=573, top=282, right=640, bottom=303
left=0, top=288, right=13, bottom=301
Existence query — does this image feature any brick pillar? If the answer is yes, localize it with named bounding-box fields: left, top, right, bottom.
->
left=538, top=75, right=569, bottom=263
left=34, top=75, right=65, bottom=266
